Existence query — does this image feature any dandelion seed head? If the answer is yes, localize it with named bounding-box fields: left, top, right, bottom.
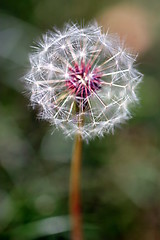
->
left=24, top=22, right=143, bottom=140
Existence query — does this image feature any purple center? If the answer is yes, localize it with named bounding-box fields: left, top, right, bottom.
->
left=65, top=61, right=101, bottom=100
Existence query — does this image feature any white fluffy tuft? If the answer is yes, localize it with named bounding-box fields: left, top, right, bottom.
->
left=24, top=23, right=143, bottom=140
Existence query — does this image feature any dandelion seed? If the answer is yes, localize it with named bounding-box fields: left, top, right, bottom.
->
left=24, top=22, right=143, bottom=140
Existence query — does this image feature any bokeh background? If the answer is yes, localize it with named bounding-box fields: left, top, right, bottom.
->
left=0, top=0, right=160, bottom=239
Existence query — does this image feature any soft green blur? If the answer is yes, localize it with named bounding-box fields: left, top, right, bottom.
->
left=0, top=0, right=160, bottom=239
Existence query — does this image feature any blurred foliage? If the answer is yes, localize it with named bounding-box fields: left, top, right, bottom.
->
left=0, top=0, right=160, bottom=239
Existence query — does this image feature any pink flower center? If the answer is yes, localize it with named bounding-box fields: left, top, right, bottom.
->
left=65, top=61, right=101, bottom=100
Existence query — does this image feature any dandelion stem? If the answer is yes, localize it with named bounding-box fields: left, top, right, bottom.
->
left=69, top=132, right=83, bottom=240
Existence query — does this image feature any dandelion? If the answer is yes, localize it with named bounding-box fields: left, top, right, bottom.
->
left=25, top=23, right=142, bottom=140
left=24, top=22, right=142, bottom=240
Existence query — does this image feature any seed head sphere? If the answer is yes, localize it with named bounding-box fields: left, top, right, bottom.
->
left=25, top=23, right=142, bottom=140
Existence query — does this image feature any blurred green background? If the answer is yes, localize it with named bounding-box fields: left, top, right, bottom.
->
left=0, top=0, right=160, bottom=239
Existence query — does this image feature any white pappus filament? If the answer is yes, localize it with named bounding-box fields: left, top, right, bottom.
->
left=24, top=22, right=143, bottom=140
